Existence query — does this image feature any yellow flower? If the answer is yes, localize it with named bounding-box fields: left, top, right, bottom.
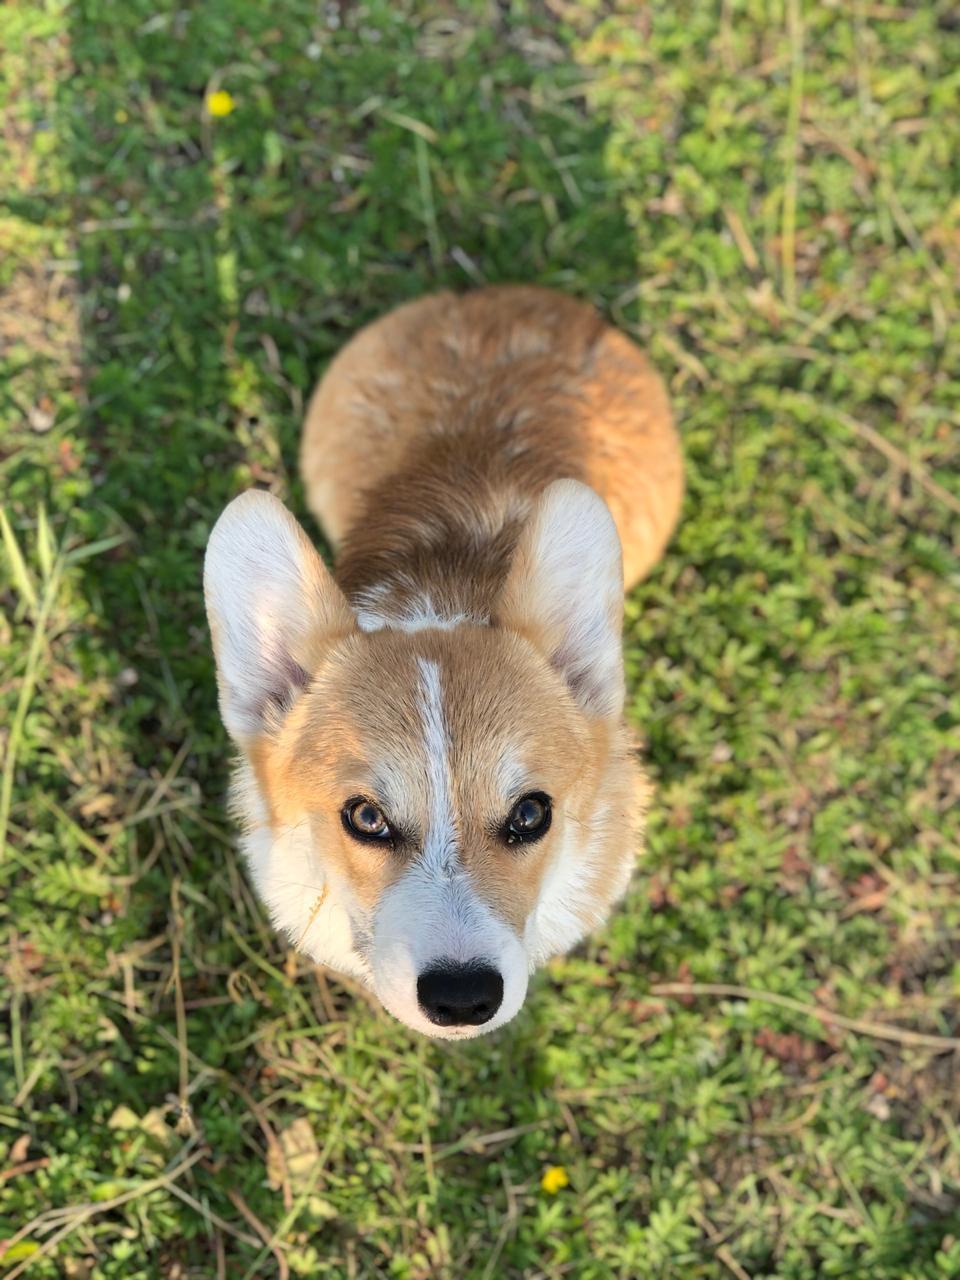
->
left=205, top=90, right=235, bottom=118
left=540, top=1165, right=569, bottom=1195
left=114, top=108, right=129, bottom=124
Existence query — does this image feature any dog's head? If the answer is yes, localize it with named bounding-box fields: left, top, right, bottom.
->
left=204, top=481, right=647, bottom=1039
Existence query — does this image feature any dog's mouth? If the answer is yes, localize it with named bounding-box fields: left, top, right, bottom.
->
left=377, top=986, right=521, bottom=1040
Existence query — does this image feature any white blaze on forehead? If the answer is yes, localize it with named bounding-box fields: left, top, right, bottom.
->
left=417, top=657, right=457, bottom=873
left=368, top=655, right=530, bottom=1038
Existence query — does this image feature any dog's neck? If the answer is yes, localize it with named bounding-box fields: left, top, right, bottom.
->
left=335, top=474, right=528, bottom=631
left=333, top=427, right=584, bottom=631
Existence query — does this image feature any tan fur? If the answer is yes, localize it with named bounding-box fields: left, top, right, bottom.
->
left=209, top=285, right=682, bottom=1035
left=294, top=286, right=679, bottom=945
left=248, top=627, right=640, bottom=936
left=300, top=285, right=683, bottom=603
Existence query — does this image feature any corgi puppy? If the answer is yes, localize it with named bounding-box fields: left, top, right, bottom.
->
left=204, top=286, right=683, bottom=1039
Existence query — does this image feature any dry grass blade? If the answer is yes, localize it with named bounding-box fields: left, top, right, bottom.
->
left=239, top=1100, right=350, bottom=1280
left=164, top=1180, right=263, bottom=1250
left=34, top=504, right=55, bottom=581
left=786, top=390, right=960, bottom=519
left=650, top=983, right=960, bottom=1053
left=0, top=555, right=62, bottom=857
left=226, top=1079, right=293, bottom=1213
left=0, top=506, right=38, bottom=614
left=837, top=410, right=960, bottom=519
left=781, top=0, right=804, bottom=309
left=0, top=1146, right=207, bottom=1277
left=168, top=878, right=195, bottom=1136
left=226, top=1187, right=290, bottom=1280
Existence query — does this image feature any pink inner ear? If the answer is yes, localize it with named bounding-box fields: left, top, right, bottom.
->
left=549, top=639, right=608, bottom=712
left=279, top=654, right=310, bottom=691
left=257, top=654, right=311, bottom=723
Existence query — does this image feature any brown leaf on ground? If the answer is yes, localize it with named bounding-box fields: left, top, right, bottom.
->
left=8, top=1135, right=30, bottom=1165
left=865, top=1093, right=891, bottom=1120
left=755, top=1027, right=830, bottom=1066
left=1, top=1134, right=51, bottom=1187
left=841, top=871, right=889, bottom=917
left=267, top=1116, right=321, bottom=1196
left=647, top=875, right=676, bottom=911
left=719, top=883, right=744, bottom=907
left=667, top=802, right=692, bottom=828
left=778, top=846, right=811, bottom=891
left=624, top=998, right=668, bottom=1023
left=849, top=871, right=887, bottom=899
left=57, top=438, right=82, bottom=473
left=674, top=962, right=696, bottom=1007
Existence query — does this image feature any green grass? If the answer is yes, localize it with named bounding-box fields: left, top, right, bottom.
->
left=2, top=0, right=959, bottom=1275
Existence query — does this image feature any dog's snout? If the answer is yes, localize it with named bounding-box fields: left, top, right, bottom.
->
left=417, top=963, right=504, bottom=1027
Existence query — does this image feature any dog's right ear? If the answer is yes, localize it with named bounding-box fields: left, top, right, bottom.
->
left=203, top=490, right=354, bottom=743
left=494, top=479, right=625, bottom=719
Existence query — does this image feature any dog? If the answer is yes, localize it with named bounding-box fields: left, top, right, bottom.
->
left=204, top=285, right=683, bottom=1039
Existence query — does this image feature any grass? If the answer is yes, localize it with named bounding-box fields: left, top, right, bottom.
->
left=1, top=0, right=959, bottom=1275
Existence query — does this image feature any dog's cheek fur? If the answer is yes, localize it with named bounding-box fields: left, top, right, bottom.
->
left=234, top=708, right=409, bottom=981
left=228, top=630, right=649, bottom=1036
left=525, top=725, right=648, bottom=965
left=231, top=760, right=371, bottom=980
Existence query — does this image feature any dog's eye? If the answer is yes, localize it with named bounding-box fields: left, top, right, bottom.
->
left=342, top=797, right=393, bottom=843
left=503, top=792, right=552, bottom=845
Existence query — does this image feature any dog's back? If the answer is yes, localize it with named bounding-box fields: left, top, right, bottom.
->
left=300, top=285, right=683, bottom=606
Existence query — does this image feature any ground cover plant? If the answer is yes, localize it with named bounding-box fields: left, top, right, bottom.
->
left=2, top=0, right=959, bottom=1275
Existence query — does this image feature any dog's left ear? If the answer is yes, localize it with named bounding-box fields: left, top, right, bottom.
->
left=204, top=490, right=354, bottom=743
left=495, top=479, right=625, bottom=719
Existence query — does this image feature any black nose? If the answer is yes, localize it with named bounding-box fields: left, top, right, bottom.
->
left=417, top=963, right=504, bottom=1027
